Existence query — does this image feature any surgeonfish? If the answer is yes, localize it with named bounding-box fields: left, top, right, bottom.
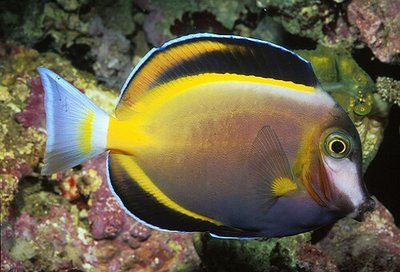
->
left=38, top=33, right=375, bottom=238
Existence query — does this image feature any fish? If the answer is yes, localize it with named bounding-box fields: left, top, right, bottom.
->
left=38, top=33, right=375, bottom=238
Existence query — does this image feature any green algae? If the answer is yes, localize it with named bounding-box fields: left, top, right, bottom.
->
left=9, top=184, right=95, bottom=271
left=141, top=0, right=257, bottom=44
left=256, top=0, right=336, bottom=43
left=193, top=233, right=310, bottom=271
left=296, top=46, right=376, bottom=118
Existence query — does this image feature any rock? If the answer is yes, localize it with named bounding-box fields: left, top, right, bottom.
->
left=316, top=200, right=400, bottom=271
left=347, top=0, right=400, bottom=64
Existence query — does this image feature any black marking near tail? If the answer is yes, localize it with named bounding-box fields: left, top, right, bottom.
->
left=107, top=153, right=255, bottom=237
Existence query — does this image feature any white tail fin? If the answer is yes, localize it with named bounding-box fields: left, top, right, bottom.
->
left=38, top=67, right=109, bottom=175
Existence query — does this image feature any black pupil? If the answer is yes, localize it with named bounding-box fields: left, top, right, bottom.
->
left=332, top=140, right=345, bottom=154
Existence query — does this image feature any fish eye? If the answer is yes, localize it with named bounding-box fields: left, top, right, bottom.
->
left=329, top=139, right=346, bottom=154
left=324, top=132, right=351, bottom=159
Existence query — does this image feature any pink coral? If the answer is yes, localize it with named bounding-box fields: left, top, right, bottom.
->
left=13, top=212, right=37, bottom=239
left=347, top=0, right=400, bottom=64
left=15, top=77, right=45, bottom=129
left=296, top=243, right=339, bottom=272
left=1, top=250, right=24, bottom=272
left=88, top=179, right=126, bottom=239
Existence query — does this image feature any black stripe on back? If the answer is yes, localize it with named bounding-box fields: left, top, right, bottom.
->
left=156, top=37, right=318, bottom=88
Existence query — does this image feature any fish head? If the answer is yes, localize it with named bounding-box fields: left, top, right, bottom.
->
left=315, top=111, right=375, bottom=221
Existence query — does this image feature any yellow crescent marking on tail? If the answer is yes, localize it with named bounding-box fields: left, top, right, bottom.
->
left=80, top=110, right=94, bottom=154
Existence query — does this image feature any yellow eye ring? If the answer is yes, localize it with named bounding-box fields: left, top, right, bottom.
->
left=328, top=139, right=347, bottom=154
left=324, top=131, right=352, bottom=159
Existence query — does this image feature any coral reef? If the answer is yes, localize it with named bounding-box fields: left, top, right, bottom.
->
left=376, top=77, right=400, bottom=106
left=88, top=178, right=126, bottom=240
left=0, top=46, right=46, bottom=222
left=256, top=0, right=339, bottom=44
left=135, top=0, right=257, bottom=46
left=1, top=1, right=399, bottom=271
left=88, top=17, right=133, bottom=88
left=255, top=0, right=400, bottom=64
left=7, top=187, right=96, bottom=271
left=296, top=46, right=391, bottom=171
left=0, top=0, right=142, bottom=89
left=316, top=200, right=400, bottom=271
left=347, top=0, right=400, bottom=64
left=193, top=232, right=337, bottom=272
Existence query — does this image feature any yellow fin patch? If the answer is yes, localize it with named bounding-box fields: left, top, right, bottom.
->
left=271, top=177, right=297, bottom=196
left=80, top=110, right=94, bottom=154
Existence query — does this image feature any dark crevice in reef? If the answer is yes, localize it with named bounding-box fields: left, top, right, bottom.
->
left=353, top=47, right=400, bottom=81
left=33, top=35, right=55, bottom=52
left=280, top=32, right=316, bottom=51
left=365, top=106, right=400, bottom=226
left=350, top=45, right=400, bottom=226
left=62, top=43, right=95, bottom=74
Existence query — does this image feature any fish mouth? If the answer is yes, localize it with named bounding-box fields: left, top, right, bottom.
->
left=350, top=197, right=376, bottom=222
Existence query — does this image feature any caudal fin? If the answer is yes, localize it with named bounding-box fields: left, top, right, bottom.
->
left=38, top=67, right=109, bottom=175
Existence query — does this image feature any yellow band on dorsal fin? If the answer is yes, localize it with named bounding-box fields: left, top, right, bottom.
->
left=132, top=73, right=314, bottom=114
left=271, top=177, right=298, bottom=196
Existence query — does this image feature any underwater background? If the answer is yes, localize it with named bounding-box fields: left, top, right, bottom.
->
left=0, top=0, right=399, bottom=271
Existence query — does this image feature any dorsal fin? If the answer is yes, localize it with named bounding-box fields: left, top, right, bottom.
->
left=115, top=33, right=319, bottom=119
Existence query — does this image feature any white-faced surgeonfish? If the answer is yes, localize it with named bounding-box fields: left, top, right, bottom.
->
left=38, top=33, right=375, bottom=238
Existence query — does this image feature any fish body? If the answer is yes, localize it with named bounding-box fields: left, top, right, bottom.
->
left=38, top=33, right=374, bottom=238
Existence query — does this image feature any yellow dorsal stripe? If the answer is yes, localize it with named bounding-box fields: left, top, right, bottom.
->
left=80, top=110, right=94, bottom=154
left=117, top=155, right=221, bottom=225
left=271, top=176, right=298, bottom=196
left=132, top=73, right=315, bottom=113
left=116, top=41, right=230, bottom=119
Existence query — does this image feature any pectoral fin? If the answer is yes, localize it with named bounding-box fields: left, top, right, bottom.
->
left=248, top=126, right=297, bottom=209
